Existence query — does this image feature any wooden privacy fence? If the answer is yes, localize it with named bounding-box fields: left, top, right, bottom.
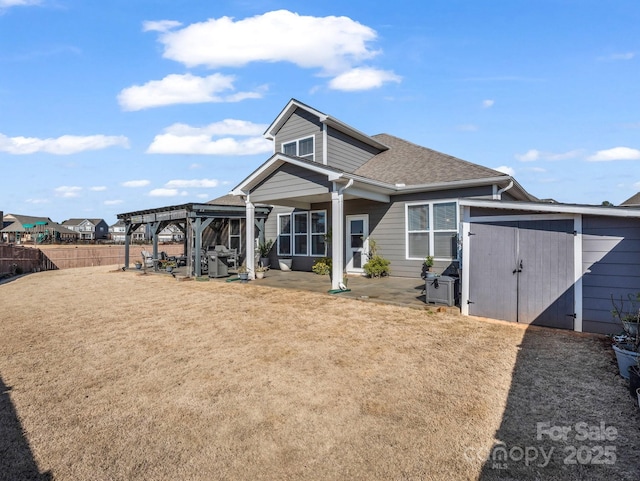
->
left=0, top=245, right=55, bottom=276
left=38, top=245, right=185, bottom=269
left=0, top=244, right=185, bottom=274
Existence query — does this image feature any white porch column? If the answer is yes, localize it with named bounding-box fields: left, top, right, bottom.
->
left=331, top=190, right=344, bottom=290
left=245, top=196, right=255, bottom=279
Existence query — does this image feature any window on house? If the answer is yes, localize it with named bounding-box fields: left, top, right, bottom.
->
left=229, top=219, right=241, bottom=252
left=406, top=201, right=458, bottom=260
left=277, top=214, right=291, bottom=256
left=293, top=212, right=308, bottom=256
left=278, top=210, right=327, bottom=257
left=282, top=136, right=314, bottom=161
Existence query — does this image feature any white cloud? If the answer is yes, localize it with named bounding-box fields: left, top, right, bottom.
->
left=328, top=67, right=401, bottom=91
left=196, top=193, right=210, bottom=199
left=634, top=181, right=640, bottom=189
left=104, top=200, right=123, bottom=206
left=25, top=198, right=50, bottom=204
left=482, top=99, right=495, bottom=108
left=54, top=186, right=82, bottom=198
left=147, top=121, right=272, bottom=155
left=516, top=149, right=540, bottom=162
left=599, top=52, right=635, bottom=61
left=189, top=163, right=202, bottom=170
left=0, top=0, right=41, bottom=8
left=148, top=188, right=188, bottom=197
left=0, top=133, right=129, bottom=155
left=526, top=167, right=547, bottom=173
left=118, top=73, right=265, bottom=111
left=90, top=186, right=107, bottom=191
left=588, top=147, right=640, bottom=162
left=165, top=178, right=219, bottom=188
left=142, top=20, right=182, bottom=32
left=494, top=166, right=515, bottom=176
left=153, top=10, right=379, bottom=74
left=121, top=179, right=150, bottom=188
left=515, top=149, right=582, bottom=162
left=163, top=119, right=267, bottom=137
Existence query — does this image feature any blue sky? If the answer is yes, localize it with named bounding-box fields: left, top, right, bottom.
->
left=1, top=0, right=639, bottom=225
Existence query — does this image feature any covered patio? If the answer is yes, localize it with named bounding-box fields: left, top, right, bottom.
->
left=117, top=195, right=271, bottom=277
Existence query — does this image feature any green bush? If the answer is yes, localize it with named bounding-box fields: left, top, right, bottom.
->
left=363, top=255, right=390, bottom=278
left=312, top=257, right=332, bottom=275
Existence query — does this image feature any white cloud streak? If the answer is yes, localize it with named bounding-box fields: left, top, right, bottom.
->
left=54, top=186, right=82, bottom=198
left=118, top=73, right=265, bottom=111
left=494, top=165, right=515, bottom=176
left=0, top=133, right=129, bottom=155
left=587, top=147, right=640, bottom=162
left=90, top=186, right=107, bottom=191
left=0, top=0, right=41, bottom=8
left=328, top=67, right=401, bottom=91
left=515, top=149, right=583, bottom=162
left=104, top=200, right=123, bottom=206
left=165, top=179, right=219, bottom=188
left=146, top=120, right=272, bottom=155
left=482, top=99, right=495, bottom=108
left=148, top=188, right=188, bottom=197
left=121, top=180, right=150, bottom=188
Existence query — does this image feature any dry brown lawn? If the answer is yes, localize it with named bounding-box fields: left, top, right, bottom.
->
left=1, top=267, right=638, bottom=480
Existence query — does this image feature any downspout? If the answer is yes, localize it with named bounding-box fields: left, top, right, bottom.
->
left=330, top=179, right=354, bottom=291
left=495, top=180, right=514, bottom=199
left=340, top=178, right=354, bottom=195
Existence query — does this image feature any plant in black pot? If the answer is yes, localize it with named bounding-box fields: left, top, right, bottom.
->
left=421, top=255, right=434, bottom=279
left=257, top=239, right=274, bottom=268
left=611, top=293, right=640, bottom=381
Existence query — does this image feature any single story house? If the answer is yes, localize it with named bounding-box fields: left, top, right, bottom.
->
left=231, top=98, right=640, bottom=335
left=1, top=213, right=78, bottom=244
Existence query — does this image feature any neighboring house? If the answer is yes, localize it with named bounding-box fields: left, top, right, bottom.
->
left=158, top=224, right=185, bottom=243
left=109, top=220, right=148, bottom=243
left=1, top=213, right=78, bottom=244
left=62, top=218, right=109, bottom=241
left=232, top=98, right=640, bottom=335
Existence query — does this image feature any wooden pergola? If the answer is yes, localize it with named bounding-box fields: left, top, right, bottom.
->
left=117, top=199, right=271, bottom=277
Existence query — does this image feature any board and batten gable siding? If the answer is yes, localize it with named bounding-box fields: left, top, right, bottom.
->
left=327, top=126, right=380, bottom=172
left=274, top=108, right=323, bottom=163
left=582, top=215, right=640, bottom=334
left=249, top=163, right=332, bottom=204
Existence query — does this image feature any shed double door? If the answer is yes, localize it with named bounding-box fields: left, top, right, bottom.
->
left=467, top=219, right=575, bottom=329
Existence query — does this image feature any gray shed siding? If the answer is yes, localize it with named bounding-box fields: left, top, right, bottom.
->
left=582, top=215, right=640, bottom=334
left=250, top=164, right=331, bottom=203
left=327, top=127, right=380, bottom=172
left=274, top=108, right=323, bottom=164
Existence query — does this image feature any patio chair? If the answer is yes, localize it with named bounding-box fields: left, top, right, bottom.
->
left=140, top=250, right=155, bottom=268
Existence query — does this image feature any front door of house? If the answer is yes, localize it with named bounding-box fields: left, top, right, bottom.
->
left=346, top=215, right=369, bottom=274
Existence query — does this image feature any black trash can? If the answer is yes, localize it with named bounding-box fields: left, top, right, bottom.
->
left=424, top=275, right=459, bottom=306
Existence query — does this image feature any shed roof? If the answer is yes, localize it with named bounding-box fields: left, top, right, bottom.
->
left=621, top=192, right=640, bottom=206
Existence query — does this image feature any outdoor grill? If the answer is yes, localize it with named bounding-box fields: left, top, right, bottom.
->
left=207, top=245, right=237, bottom=278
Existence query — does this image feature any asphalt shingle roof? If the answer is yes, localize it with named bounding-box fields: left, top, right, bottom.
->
left=621, top=192, right=640, bottom=206
left=353, top=133, right=508, bottom=185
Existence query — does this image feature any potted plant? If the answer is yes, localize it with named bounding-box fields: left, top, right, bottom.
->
left=255, top=264, right=269, bottom=279
left=257, top=239, right=274, bottom=267
left=363, top=239, right=390, bottom=279
left=237, top=263, right=249, bottom=282
left=422, top=255, right=435, bottom=279
left=611, top=293, right=640, bottom=380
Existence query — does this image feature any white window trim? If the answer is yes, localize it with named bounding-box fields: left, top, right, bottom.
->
left=405, top=199, right=459, bottom=261
left=279, top=209, right=327, bottom=257
left=293, top=212, right=309, bottom=256
left=281, top=135, right=315, bottom=162
left=277, top=213, right=292, bottom=256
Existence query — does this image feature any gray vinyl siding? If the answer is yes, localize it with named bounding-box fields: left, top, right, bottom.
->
left=327, top=126, right=380, bottom=172
left=250, top=163, right=331, bottom=203
left=582, top=215, right=640, bottom=334
left=274, top=108, right=323, bottom=164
